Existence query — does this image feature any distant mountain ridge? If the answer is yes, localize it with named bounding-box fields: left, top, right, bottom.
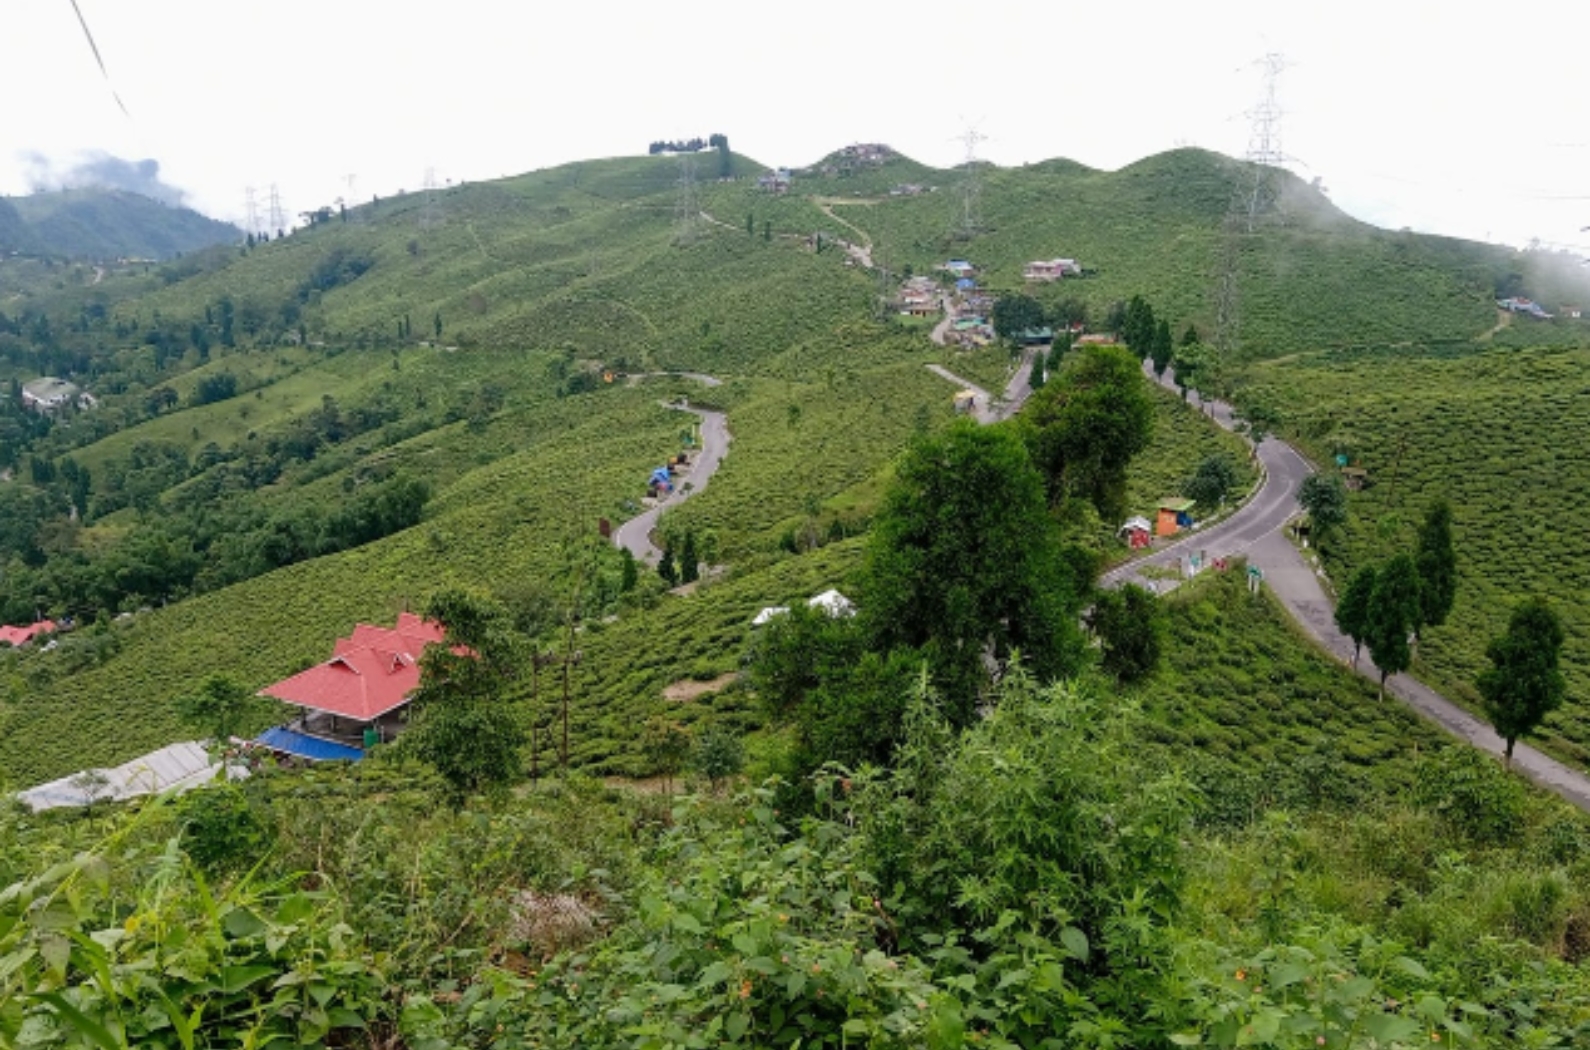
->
left=1, top=188, right=238, bottom=260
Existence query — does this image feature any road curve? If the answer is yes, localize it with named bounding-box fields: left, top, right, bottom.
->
left=924, top=349, right=1038, bottom=425
left=612, top=376, right=731, bottom=565
left=1123, top=365, right=1590, bottom=812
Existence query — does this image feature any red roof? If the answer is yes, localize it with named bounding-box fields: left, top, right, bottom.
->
left=260, top=613, right=446, bottom=721
left=0, top=620, right=55, bottom=647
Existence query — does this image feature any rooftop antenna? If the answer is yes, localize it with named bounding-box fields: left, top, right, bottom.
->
left=673, top=152, right=702, bottom=245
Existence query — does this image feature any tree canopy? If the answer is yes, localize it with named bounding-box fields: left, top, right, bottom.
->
left=406, top=589, right=526, bottom=800
left=861, top=419, right=1086, bottom=724
left=1415, top=499, right=1458, bottom=638
left=1334, top=563, right=1378, bottom=666
left=1089, top=583, right=1166, bottom=683
left=991, top=293, right=1045, bottom=339
left=1478, top=596, right=1567, bottom=767
left=1021, top=344, right=1155, bottom=521
left=1364, top=554, right=1421, bottom=696
left=1300, top=473, right=1348, bottom=542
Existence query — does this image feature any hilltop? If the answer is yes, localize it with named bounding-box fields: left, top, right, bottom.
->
left=3, top=187, right=240, bottom=260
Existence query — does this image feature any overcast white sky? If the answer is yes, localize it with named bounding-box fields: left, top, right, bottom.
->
left=5, top=0, right=1587, bottom=251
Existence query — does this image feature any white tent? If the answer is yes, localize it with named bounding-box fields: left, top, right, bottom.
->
left=751, top=606, right=790, bottom=626
left=808, top=589, right=856, bottom=618
left=17, top=741, right=241, bottom=813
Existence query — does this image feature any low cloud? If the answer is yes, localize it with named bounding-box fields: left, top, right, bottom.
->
left=20, top=151, right=186, bottom=206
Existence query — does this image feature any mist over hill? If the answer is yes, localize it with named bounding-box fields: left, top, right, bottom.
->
left=3, top=186, right=238, bottom=260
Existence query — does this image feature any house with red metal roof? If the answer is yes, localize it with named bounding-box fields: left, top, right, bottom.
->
left=0, top=620, right=56, bottom=647
left=255, top=612, right=446, bottom=761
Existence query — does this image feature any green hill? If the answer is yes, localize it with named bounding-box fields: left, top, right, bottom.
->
left=1, top=145, right=1576, bottom=787
left=5, top=188, right=239, bottom=260
left=1249, top=335, right=1590, bottom=767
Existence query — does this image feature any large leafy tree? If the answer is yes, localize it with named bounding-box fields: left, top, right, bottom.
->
left=749, top=601, right=918, bottom=771
left=1414, top=499, right=1457, bottom=639
left=1334, top=563, right=1378, bottom=666
left=1089, top=583, right=1166, bottom=683
left=991, top=294, right=1045, bottom=340
left=406, top=589, right=527, bottom=801
left=1299, top=474, right=1348, bottom=544
left=1182, top=453, right=1239, bottom=510
left=1478, top=597, right=1567, bottom=768
left=1021, top=344, right=1155, bottom=521
left=861, top=420, right=1085, bottom=725
left=1364, top=554, right=1421, bottom=697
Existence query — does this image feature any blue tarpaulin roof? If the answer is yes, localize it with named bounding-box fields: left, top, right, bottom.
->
left=256, top=726, right=364, bottom=762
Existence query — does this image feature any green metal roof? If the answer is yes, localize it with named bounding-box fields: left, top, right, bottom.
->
left=1158, top=498, right=1196, bottom=511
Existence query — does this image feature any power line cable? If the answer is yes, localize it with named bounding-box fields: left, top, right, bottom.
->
left=67, top=0, right=130, bottom=119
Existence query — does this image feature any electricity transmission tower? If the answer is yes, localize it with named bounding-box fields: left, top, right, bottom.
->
left=954, top=124, right=987, bottom=239
left=1213, top=52, right=1290, bottom=367
left=420, top=167, right=442, bottom=228
left=1242, top=52, right=1290, bottom=232
left=266, top=184, right=286, bottom=236
left=673, top=153, right=703, bottom=245
left=243, top=186, right=260, bottom=238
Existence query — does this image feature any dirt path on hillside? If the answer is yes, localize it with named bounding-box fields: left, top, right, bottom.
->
left=812, top=199, right=876, bottom=269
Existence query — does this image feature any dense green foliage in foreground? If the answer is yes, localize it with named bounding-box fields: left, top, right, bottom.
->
left=5, top=576, right=1590, bottom=1048
left=1248, top=342, right=1590, bottom=766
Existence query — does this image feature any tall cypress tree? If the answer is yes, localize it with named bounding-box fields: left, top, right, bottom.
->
left=1365, top=554, right=1421, bottom=697
left=1415, top=499, right=1457, bottom=639
left=1478, top=597, right=1566, bottom=768
left=1334, top=563, right=1378, bottom=666
left=1150, top=318, right=1174, bottom=377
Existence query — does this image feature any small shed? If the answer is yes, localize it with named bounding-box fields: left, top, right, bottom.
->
left=1156, top=498, right=1196, bottom=537
left=1016, top=327, right=1054, bottom=346
left=1341, top=466, right=1370, bottom=491
left=1118, top=516, right=1153, bottom=549
left=953, top=389, right=978, bottom=414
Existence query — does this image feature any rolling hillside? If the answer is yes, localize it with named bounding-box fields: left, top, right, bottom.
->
left=5, top=188, right=240, bottom=259
left=1, top=145, right=1581, bottom=786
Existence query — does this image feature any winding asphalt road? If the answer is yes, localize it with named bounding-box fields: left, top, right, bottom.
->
left=1120, top=366, right=1590, bottom=812
left=612, top=375, right=731, bottom=565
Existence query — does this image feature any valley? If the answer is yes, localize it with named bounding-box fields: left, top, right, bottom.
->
left=3, top=142, right=1590, bottom=1048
